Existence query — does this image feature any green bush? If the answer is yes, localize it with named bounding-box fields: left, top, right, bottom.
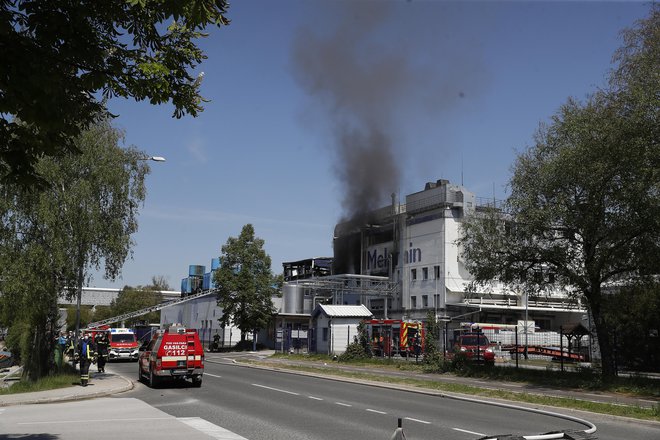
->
left=421, top=358, right=452, bottom=373
left=338, top=341, right=370, bottom=361
left=451, top=351, right=471, bottom=371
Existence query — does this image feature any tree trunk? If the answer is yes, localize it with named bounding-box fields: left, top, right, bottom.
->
left=25, top=317, right=53, bottom=381
left=588, top=293, right=617, bottom=380
left=20, top=280, right=60, bottom=381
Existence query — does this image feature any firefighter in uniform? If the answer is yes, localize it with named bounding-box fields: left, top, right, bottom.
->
left=95, top=331, right=109, bottom=373
left=77, top=333, right=96, bottom=386
left=413, top=334, right=422, bottom=361
left=66, top=332, right=75, bottom=365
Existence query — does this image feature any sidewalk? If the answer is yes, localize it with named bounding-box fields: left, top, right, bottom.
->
left=0, top=366, right=247, bottom=440
left=0, top=367, right=133, bottom=406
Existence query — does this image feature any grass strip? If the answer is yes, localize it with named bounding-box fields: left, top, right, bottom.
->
left=0, top=370, right=79, bottom=396
left=272, top=353, right=660, bottom=397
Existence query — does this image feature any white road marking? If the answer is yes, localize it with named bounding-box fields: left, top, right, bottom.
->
left=179, top=417, right=249, bottom=440
left=251, top=383, right=299, bottom=395
left=204, top=373, right=222, bottom=378
left=335, top=402, right=352, bottom=407
left=19, top=417, right=171, bottom=425
left=366, top=408, right=387, bottom=414
left=453, top=427, right=486, bottom=436
left=308, top=396, right=323, bottom=400
left=154, top=398, right=199, bottom=408
left=404, top=417, right=430, bottom=424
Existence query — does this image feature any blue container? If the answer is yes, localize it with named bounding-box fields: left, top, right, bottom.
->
left=203, top=272, right=216, bottom=290
left=190, top=276, right=203, bottom=293
left=211, top=257, right=220, bottom=271
left=189, top=265, right=205, bottom=277
left=181, top=278, right=192, bottom=294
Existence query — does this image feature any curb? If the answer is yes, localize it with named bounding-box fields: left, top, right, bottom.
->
left=0, top=375, right=134, bottom=407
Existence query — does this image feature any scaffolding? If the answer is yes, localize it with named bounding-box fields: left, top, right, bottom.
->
left=288, top=274, right=396, bottom=305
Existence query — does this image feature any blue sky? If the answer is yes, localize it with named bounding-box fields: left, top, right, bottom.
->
left=95, top=0, right=652, bottom=290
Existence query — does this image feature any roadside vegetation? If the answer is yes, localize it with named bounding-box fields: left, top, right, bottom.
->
left=0, top=0, right=230, bottom=382
left=458, top=5, right=660, bottom=381
left=0, top=364, right=78, bottom=396
left=259, top=353, right=660, bottom=422
left=264, top=319, right=660, bottom=420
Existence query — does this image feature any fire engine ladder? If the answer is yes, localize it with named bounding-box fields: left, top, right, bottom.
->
left=84, top=288, right=219, bottom=330
left=186, top=332, right=197, bottom=369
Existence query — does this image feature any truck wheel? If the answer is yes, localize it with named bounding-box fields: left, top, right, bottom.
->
left=149, top=367, right=159, bottom=388
left=192, top=376, right=202, bottom=388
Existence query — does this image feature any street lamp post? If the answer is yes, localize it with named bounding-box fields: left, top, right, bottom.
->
left=72, top=154, right=165, bottom=352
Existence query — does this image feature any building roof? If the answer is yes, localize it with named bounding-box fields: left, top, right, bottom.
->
left=313, top=304, right=373, bottom=318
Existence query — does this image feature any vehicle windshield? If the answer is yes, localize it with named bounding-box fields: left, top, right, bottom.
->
left=110, top=334, right=136, bottom=343
left=460, top=336, right=489, bottom=346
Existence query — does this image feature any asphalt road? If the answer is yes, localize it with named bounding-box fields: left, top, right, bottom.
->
left=103, top=354, right=660, bottom=440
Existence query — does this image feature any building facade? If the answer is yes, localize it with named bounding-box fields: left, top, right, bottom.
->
left=333, top=179, right=586, bottom=333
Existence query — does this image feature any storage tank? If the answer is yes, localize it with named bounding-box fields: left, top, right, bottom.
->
left=210, top=258, right=220, bottom=271
left=282, top=283, right=304, bottom=314
left=189, top=265, right=205, bottom=277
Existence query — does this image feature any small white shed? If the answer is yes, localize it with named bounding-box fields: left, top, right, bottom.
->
left=311, top=304, right=373, bottom=355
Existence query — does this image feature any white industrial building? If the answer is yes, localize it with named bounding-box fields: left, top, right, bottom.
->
left=160, top=294, right=244, bottom=349
left=330, top=179, right=587, bottom=332
left=270, top=180, right=589, bottom=356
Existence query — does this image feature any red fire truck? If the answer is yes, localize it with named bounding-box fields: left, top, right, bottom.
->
left=107, top=328, right=139, bottom=361
left=87, top=326, right=139, bottom=361
left=364, top=319, right=425, bottom=357
left=138, top=324, right=204, bottom=388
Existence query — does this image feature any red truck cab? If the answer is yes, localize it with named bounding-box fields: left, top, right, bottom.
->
left=138, top=324, right=204, bottom=387
left=454, top=332, right=495, bottom=365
